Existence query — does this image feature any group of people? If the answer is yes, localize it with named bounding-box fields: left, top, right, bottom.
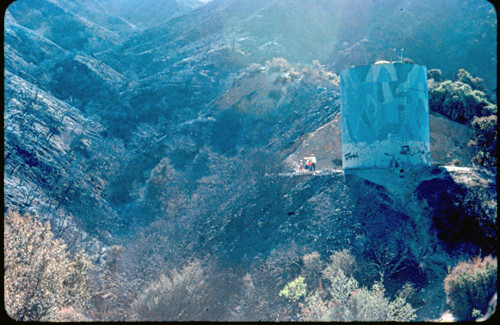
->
left=299, top=154, right=316, bottom=173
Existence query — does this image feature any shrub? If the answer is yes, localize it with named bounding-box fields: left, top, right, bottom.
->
left=302, top=251, right=322, bottom=273
left=348, top=281, right=417, bottom=321
left=299, top=269, right=416, bottom=321
left=427, top=69, right=443, bottom=82
left=266, top=57, right=292, bottom=73
left=301, top=251, right=323, bottom=291
left=429, top=80, right=496, bottom=124
left=229, top=272, right=272, bottom=321
left=296, top=250, right=417, bottom=321
left=132, top=260, right=216, bottom=321
left=247, top=63, right=264, bottom=75
left=4, top=210, right=93, bottom=321
left=443, top=255, right=497, bottom=320
left=279, top=276, right=307, bottom=303
left=232, top=245, right=303, bottom=321
left=322, top=248, right=357, bottom=280
left=300, top=291, right=331, bottom=320
left=470, top=114, right=497, bottom=169
left=457, top=69, right=488, bottom=94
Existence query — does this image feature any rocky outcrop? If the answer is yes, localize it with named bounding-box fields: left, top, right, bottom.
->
left=416, top=166, right=497, bottom=254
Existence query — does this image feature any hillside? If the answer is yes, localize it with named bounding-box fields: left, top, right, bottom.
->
left=3, top=0, right=497, bottom=322
left=3, top=70, right=124, bottom=251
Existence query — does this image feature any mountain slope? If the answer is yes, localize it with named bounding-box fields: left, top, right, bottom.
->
left=328, top=0, right=497, bottom=92
left=96, top=0, right=496, bottom=92
left=4, top=70, right=124, bottom=249
left=4, top=11, right=67, bottom=88
left=96, top=0, right=213, bottom=30
left=7, top=0, right=121, bottom=52
left=3, top=0, right=497, bottom=321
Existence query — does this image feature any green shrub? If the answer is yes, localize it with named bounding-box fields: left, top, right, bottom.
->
left=470, top=114, right=497, bottom=169
left=299, top=269, right=417, bottom=321
left=443, top=255, right=497, bottom=320
left=427, top=69, right=443, bottom=82
left=457, top=69, right=488, bottom=94
left=429, top=80, right=496, bottom=124
left=279, top=276, right=307, bottom=302
left=296, top=250, right=417, bottom=321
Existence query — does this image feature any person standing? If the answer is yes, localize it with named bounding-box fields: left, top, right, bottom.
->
left=299, top=160, right=304, bottom=172
left=310, top=154, right=316, bottom=172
